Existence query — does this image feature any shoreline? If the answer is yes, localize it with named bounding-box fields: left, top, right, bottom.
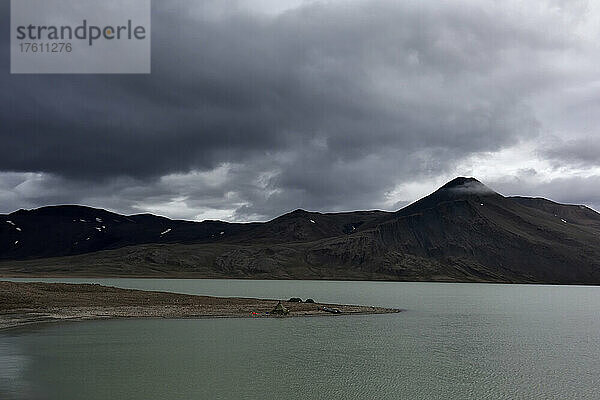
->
left=0, top=281, right=400, bottom=331
left=1, top=308, right=397, bottom=333
left=1, top=274, right=591, bottom=287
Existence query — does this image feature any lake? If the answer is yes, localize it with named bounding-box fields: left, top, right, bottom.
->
left=1, top=279, right=599, bottom=399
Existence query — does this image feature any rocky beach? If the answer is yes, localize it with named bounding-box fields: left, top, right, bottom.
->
left=0, top=281, right=399, bottom=330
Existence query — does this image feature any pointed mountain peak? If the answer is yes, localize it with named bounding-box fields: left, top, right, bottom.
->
left=441, top=177, right=480, bottom=188
left=438, top=177, right=496, bottom=195
left=285, top=209, right=310, bottom=217
left=396, top=177, right=499, bottom=216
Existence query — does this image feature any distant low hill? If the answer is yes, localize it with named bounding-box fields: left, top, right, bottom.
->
left=2, top=177, right=600, bottom=284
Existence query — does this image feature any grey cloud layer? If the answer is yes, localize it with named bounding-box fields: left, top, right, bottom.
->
left=1, top=0, right=598, bottom=219
left=491, top=175, right=600, bottom=212
left=541, top=138, right=600, bottom=167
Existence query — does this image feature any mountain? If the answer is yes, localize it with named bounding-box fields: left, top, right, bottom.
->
left=0, top=205, right=255, bottom=260
left=2, top=177, right=600, bottom=284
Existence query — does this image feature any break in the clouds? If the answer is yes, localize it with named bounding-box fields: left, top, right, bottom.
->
left=2, top=0, right=600, bottom=220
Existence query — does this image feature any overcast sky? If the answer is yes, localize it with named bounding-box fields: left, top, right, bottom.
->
left=2, top=0, right=600, bottom=221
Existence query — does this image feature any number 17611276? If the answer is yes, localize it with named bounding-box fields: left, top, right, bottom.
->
left=19, top=42, right=72, bottom=53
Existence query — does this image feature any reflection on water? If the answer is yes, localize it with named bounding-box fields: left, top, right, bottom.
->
left=1, top=279, right=600, bottom=399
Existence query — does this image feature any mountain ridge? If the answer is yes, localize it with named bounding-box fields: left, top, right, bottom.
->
left=2, top=177, right=600, bottom=284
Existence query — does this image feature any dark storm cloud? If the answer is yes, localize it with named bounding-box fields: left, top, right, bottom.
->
left=0, top=0, right=595, bottom=219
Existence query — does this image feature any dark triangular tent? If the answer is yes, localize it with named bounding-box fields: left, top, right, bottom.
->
left=271, top=301, right=289, bottom=315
